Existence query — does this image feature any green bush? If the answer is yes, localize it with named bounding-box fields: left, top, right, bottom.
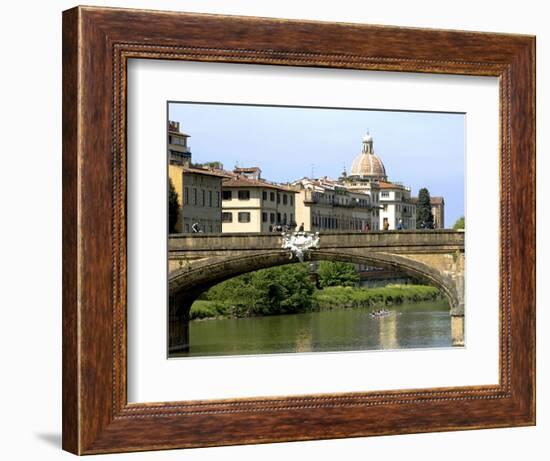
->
left=203, top=263, right=315, bottom=317
left=317, top=261, right=360, bottom=288
left=189, top=300, right=230, bottom=320
left=312, top=284, right=440, bottom=309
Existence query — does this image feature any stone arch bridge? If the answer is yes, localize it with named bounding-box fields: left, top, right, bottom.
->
left=168, top=230, right=465, bottom=352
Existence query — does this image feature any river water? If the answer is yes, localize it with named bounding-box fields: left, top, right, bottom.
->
left=173, top=299, right=453, bottom=358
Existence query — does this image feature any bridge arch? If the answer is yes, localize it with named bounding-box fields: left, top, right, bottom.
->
left=169, top=249, right=460, bottom=316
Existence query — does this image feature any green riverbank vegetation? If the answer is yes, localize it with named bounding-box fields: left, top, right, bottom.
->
left=189, top=262, right=442, bottom=320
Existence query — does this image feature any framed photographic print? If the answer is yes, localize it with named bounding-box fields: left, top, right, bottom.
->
left=62, top=6, right=535, bottom=455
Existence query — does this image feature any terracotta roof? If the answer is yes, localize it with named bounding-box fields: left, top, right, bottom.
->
left=223, top=177, right=298, bottom=193
left=234, top=167, right=261, bottom=172
left=168, top=129, right=190, bottom=137
left=177, top=166, right=230, bottom=178
left=167, top=121, right=190, bottom=137
left=378, top=181, right=407, bottom=190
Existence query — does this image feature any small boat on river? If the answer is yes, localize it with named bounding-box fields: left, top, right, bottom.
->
left=370, top=309, right=391, bottom=318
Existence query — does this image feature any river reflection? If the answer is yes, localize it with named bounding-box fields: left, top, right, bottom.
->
left=172, top=299, right=453, bottom=358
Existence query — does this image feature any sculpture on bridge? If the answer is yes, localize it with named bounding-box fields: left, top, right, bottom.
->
left=281, top=231, right=320, bottom=262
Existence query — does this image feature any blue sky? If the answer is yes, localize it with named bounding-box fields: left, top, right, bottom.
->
left=169, top=103, right=465, bottom=227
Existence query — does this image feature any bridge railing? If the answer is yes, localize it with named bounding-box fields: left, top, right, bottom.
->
left=168, top=230, right=465, bottom=253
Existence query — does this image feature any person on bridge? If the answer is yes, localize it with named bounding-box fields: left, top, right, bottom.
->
left=298, top=222, right=305, bottom=232
left=363, top=222, right=371, bottom=232
left=191, top=222, right=202, bottom=233
left=397, top=219, right=403, bottom=230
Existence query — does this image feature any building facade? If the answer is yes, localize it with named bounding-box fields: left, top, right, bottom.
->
left=168, top=122, right=227, bottom=233
left=293, top=177, right=377, bottom=232
left=378, top=181, right=416, bottom=230
left=221, top=174, right=298, bottom=233
left=169, top=165, right=227, bottom=233
left=168, top=120, right=192, bottom=166
left=430, top=197, right=445, bottom=229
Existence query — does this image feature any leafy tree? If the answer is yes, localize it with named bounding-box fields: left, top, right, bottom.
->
left=168, top=178, right=180, bottom=234
left=452, top=216, right=465, bottom=230
left=251, top=264, right=315, bottom=315
left=317, top=261, right=360, bottom=288
left=202, top=161, right=224, bottom=170
left=191, top=161, right=224, bottom=170
left=416, top=187, right=434, bottom=229
left=206, top=263, right=315, bottom=316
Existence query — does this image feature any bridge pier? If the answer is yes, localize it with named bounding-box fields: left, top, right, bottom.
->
left=451, top=315, right=465, bottom=347
left=449, top=271, right=465, bottom=347
left=168, top=293, right=193, bottom=353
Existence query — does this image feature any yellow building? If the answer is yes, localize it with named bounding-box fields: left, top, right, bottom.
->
left=221, top=175, right=297, bottom=233
left=168, top=164, right=229, bottom=234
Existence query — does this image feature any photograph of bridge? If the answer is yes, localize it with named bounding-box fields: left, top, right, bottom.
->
left=167, top=102, right=465, bottom=358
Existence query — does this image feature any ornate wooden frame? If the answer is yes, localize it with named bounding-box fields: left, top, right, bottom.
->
left=62, top=6, right=535, bottom=455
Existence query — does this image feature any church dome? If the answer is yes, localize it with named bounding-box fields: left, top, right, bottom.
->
left=351, top=153, right=386, bottom=178
left=350, top=133, right=387, bottom=180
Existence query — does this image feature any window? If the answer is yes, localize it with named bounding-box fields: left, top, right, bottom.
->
left=283, top=213, right=287, bottom=224
left=283, top=194, right=288, bottom=205
left=262, top=212, right=268, bottom=222
left=208, top=190, right=213, bottom=207
left=183, top=187, right=189, bottom=205
left=381, top=191, right=390, bottom=198
left=270, top=192, right=275, bottom=201
left=262, top=191, right=268, bottom=201
left=290, top=213, right=294, bottom=224
left=238, top=190, right=250, bottom=200
left=277, top=193, right=281, bottom=204
left=238, top=212, right=251, bottom=223
left=170, top=136, right=185, bottom=146
left=290, top=195, right=294, bottom=206
left=270, top=213, right=275, bottom=223
left=216, top=191, right=220, bottom=207
left=222, top=190, right=232, bottom=201
left=201, top=189, right=206, bottom=206
left=277, top=212, right=281, bottom=223
left=192, top=188, right=197, bottom=205
left=222, top=212, right=232, bottom=223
